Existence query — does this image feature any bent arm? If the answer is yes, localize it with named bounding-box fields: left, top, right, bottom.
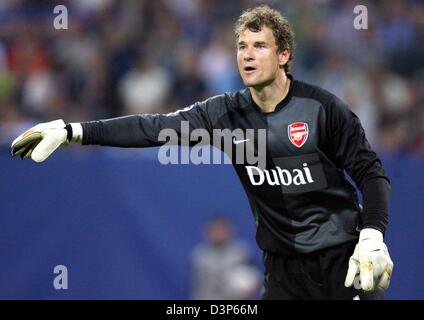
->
left=327, top=96, right=390, bottom=234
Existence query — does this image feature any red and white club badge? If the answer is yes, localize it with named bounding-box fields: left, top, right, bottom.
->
left=288, top=122, right=309, bottom=148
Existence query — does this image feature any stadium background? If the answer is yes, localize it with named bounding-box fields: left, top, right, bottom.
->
left=0, top=0, right=423, bottom=299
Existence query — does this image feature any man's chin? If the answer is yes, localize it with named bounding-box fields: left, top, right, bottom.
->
left=242, top=76, right=268, bottom=88
left=243, top=80, right=259, bottom=88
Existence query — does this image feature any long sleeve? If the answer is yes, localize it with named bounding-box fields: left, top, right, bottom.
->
left=80, top=95, right=227, bottom=147
left=361, top=177, right=390, bottom=234
left=326, top=96, right=390, bottom=234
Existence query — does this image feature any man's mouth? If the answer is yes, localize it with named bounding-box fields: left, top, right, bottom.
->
left=244, top=66, right=256, bottom=74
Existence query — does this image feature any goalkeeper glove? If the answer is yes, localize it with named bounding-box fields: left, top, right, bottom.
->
left=344, top=228, right=393, bottom=291
left=11, top=120, right=82, bottom=163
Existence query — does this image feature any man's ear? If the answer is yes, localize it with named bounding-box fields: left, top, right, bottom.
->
left=278, top=48, right=291, bottom=68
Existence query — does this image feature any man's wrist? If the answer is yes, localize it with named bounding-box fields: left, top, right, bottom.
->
left=65, top=123, right=83, bottom=143
left=359, top=228, right=384, bottom=242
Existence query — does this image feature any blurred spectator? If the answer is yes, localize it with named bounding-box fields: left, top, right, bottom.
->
left=198, top=23, right=243, bottom=95
left=171, top=43, right=207, bottom=109
left=119, top=53, right=172, bottom=114
left=190, top=215, right=261, bottom=300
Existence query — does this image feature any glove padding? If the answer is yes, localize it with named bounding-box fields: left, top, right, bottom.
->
left=345, top=228, right=393, bottom=291
left=11, top=119, right=68, bottom=163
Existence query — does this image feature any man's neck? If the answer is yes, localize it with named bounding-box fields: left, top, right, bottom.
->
left=249, top=72, right=291, bottom=113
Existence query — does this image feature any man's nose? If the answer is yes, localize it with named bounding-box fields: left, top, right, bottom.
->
left=243, top=48, right=254, bottom=61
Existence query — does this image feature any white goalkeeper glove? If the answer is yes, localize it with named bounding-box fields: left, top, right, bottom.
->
left=11, top=120, right=82, bottom=163
left=345, top=228, right=393, bottom=291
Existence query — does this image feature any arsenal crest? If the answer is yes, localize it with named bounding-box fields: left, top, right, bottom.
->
left=288, top=122, right=308, bottom=148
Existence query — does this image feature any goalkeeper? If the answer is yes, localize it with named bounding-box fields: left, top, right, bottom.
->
left=11, top=5, right=393, bottom=300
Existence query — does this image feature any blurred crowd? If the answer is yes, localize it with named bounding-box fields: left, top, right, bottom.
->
left=1, top=0, right=424, bottom=155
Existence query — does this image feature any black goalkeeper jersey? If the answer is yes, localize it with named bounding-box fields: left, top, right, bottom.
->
left=81, top=75, right=389, bottom=255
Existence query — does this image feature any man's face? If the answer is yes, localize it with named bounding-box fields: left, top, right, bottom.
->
left=237, top=26, right=288, bottom=88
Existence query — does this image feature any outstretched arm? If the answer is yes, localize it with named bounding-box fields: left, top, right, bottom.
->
left=11, top=95, right=226, bottom=162
left=80, top=101, right=214, bottom=148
